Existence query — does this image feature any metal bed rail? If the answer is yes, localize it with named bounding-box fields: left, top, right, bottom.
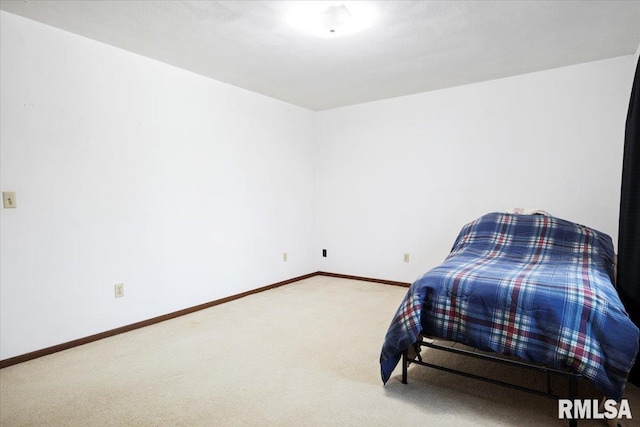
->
left=402, top=338, right=583, bottom=427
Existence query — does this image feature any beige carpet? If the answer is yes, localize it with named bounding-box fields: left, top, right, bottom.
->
left=1, top=276, right=638, bottom=426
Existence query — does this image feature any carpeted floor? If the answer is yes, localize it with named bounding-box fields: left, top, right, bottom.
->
left=1, top=276, right=638, bottom=426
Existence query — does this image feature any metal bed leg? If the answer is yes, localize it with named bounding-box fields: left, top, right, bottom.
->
left=402, top=349, right=408, bottom=384
left=569, top=377, right=577, bottom=427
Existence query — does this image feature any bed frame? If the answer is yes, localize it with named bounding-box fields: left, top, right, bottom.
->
left=401, top=336, right=583, bottom=427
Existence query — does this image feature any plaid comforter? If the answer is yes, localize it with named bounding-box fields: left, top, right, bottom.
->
left=380, top=212, right=639, bottom=400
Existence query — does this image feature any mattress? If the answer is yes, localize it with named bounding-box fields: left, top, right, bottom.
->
left=380, top=212, right=639, bottom=400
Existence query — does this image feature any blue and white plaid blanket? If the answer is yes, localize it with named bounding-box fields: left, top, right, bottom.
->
left=380, top=212, right=639, bottom=400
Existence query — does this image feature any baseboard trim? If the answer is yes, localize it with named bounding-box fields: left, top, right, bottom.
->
left=0, top=272, right=319, bottom=369
left=317, top=271, right=411, bottom=287
left=0, top=271, right=410, bottom=369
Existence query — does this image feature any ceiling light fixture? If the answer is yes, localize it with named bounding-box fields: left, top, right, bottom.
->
left=286, top=1, right=377, bottom=38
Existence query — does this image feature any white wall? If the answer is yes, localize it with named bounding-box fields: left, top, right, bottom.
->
left=317, top=55, right=637, bottom=283
left=2, top=10, right=637, bottom=362
left=0, top=11, right=318, bottom=360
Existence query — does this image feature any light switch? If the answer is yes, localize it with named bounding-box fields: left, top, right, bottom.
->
left=2, top=192, right=16, bottom=208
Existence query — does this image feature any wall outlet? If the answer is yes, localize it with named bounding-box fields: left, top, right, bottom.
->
left=2, top=191, right=16, bottom=208
left=114, top=283, right=124, bottom=298
left=403, top=253, right=410, bottom=263
left=283, top=252, right=287, bottom=262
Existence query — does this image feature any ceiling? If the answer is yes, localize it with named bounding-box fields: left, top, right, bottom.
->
left=1, top=1, right=639, bottom=111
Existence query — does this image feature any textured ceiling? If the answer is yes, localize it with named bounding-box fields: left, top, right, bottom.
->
left=1, top=1, right=640, bottom=111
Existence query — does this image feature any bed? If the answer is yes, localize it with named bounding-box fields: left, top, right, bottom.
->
left=380, top=212, right=639, bottom=407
